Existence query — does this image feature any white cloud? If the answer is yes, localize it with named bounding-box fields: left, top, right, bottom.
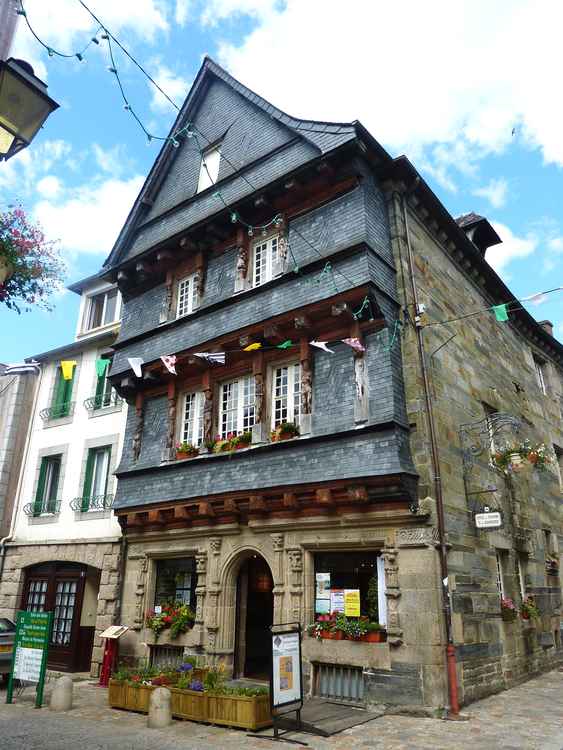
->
left=149, top=64, right=189, bottom=112
left=547, top=237, right=563, bottom=253
left=473, top=178, right=509, bottom=209
left=487, top=222, right=537, bottom=273
left=33, top=175, right=144, bottom=257
left=214, top=0, right=563, bottom=178
left=0, top=139, right=72, bottom=194
left=200, top=0, right=278, bottom=26
left=92, top=143, right=133, bottom=176
left=175, top=0, right=191, bottom=25
left=36, top=175, right=62, bottom=199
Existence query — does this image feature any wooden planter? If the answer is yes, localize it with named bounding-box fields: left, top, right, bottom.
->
left=170, top=688, right=208, bottom=721
left=108, top=680, right=156, bottom=713
left=206, top=692, right=272, bottom=731
left=176, top=451, right=198, bottom=460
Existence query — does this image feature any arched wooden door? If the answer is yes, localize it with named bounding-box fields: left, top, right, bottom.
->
left=21, top=562, right=97, bottom=672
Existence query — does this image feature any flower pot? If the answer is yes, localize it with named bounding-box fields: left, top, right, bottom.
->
left=320, top=630, right=333, bottom=639
left=365, top=631, right=384, bottom=643
left=176, top=451, right=198, bottom=460
left=501, top=609, right=517, bottom=622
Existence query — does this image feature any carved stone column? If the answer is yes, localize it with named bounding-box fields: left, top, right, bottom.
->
left=206, top=537, right=222, bottom=643
left=132, top=555, right=148, bottom=631
left=132, top=393, right=145, bottom=462
left=188, top=550, right=207, bottom=649
left=382, top=545, right=403, bottom=646
left=271, top=534, right=285, bottom=624
left=286, top=548, right=304, bottom=624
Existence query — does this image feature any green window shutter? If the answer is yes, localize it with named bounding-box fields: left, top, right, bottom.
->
left=52, top=368, right=66, bottom=418
left=94, top=374, right=105, bottom=409
left=34, top=458, right=48, bottom=516
left=46, top=458, right=61, bottom=513
left=82, top=449, right=95, bottom=511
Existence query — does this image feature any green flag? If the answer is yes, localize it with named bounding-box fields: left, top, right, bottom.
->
left=276, top=340, right=292, bottom=349
left=95, top=358, right=109, bottom=377
left=492, top=304, right=509, bottom=322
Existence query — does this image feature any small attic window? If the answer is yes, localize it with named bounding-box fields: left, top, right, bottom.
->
left=197, top=143, right=221, bottom=193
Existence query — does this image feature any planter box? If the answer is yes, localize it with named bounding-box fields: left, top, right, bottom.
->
left=206, top=693, right=271, bottom=731
left=108, top=680, right=156, bottom=713
left=170, top=688, right=208, bottom=721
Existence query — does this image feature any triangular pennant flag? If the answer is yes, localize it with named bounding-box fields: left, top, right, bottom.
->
left=524, top=292, right=547, bottom=305
left=243, top=342, right=262, bottom=351
left=310, top=340, right=334, bottom=354
left=342, top=337, right=366, bottom=353
left=95, top=358, right=110, bottom=378
left=161, top=355, right=177, bottom=375
left=276, top=340, right=292, bottom=349
left=60, top=360, right=77, bottom=380
left=194, top=352, right=226, bottom=365
left=128, top=357, right=144, bottom=378
left=492, top=304, right=509, bottom=322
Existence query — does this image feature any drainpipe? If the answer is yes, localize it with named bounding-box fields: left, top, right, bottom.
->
left=113, top=534, right=127, bottom=625
left=398, top=189, right=460, bottom=716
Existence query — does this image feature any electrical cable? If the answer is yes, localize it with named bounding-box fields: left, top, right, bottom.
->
left=19, top=1, right=101, bottom=61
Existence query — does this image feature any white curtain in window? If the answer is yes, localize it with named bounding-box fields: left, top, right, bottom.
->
left=377, top=555, right=387, bottom=626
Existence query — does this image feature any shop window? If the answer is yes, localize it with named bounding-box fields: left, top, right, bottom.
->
left=271, top=362, right=301, bottom=429
left=154, top=558, right=197, bottom=610
left=314, top=551, right=386, bottom=624
left=219, top=374, right=256, bottom=438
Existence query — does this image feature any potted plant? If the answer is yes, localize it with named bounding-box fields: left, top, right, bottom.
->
left=271, top=421, right=300, bottom=443
left=213, top=433, right=234, bottom=453
left=500, top=597, right=517, bottom=621
left=520, top=596, right=540, bottom=621
left=175, top=441, right=199, bottom=459
left=230, top=431, right=252, bottom=450
left=364, top=622, right=387, bottom=643
left=145, top=602, right=195, bottom=641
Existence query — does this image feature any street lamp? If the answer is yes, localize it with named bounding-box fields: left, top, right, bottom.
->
left=0, top=57, right=59, bottom=162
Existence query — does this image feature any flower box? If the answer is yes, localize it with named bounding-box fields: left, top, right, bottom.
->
left=176, top=450, right=198, bottom=460
left=364, top=630, right=387, bottom=643
left=108, top=680, right=156, bottom=713
left=170, top=688, right=208, bottom=722
left=206, top=692, right=272, bottom=731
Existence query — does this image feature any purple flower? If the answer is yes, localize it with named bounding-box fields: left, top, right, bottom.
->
left=176, top=662, right=194, bottom=672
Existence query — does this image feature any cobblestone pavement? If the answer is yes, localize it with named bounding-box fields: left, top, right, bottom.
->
left=0, top=670, right=562, bottom=750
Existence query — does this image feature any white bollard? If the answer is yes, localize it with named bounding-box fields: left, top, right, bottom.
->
left=49, top=675, right=73, bottom=712
left=147, top=687, right=172, bottom=728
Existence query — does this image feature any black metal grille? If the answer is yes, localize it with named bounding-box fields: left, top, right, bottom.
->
left=23, top=500, right=61, bottom=516
left=83, top=393, right=123, bottom=412
left=39, top=402, right=75, bottom=421
left=69, top=494, right=114, bottom=512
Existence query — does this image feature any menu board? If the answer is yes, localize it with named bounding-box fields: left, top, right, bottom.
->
left=7, top=610, right=53, bottom=708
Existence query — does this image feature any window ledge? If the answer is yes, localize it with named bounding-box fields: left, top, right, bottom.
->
left=87, top=403, right=124, bottom=419
left=74, top=509, right=112, bottom=521
left=27, top=513, right=60, bottom=526
left=77, top=320, right=120, bottom=338
left=303, top=634, right=391, bottom=671
left=164, top=433, right=308, bottom=465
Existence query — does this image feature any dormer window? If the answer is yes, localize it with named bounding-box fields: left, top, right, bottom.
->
left=83, top=289, right=119, bottom=332
left=177, top=273, right=198, bottom=317
left=197, top=143, right=221, bottom=193
left=252, top=235, right=279, bottom=287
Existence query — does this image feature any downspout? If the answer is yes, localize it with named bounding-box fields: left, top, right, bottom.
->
left=398, top=189, right=460, bottom=716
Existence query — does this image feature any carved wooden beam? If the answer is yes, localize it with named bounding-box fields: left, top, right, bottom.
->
left=316, top=488, right=334, bottom=506
left=283, top=492, right=298, bottom=509
left=132, top=393, right=144, bottom=462
left=166, top=381, right=177, bottom=461
left=174, top=505, right=191, bottom=521
left=346, top=485, right=369, bottom=504
left=249, top=495, right=267, bottom=513
left=148, top=509, right=164, bottom=525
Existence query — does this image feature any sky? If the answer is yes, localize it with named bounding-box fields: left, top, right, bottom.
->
left=1, top=0, right=562, bottom=361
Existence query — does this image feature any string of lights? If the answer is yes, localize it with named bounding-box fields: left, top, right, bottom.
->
left=18, top=1, right=101, bottom=61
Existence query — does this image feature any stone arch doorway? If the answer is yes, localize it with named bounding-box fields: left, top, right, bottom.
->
left=234, top=553, right=274, bottom=680
left=21, top=561, right=101, bottom=672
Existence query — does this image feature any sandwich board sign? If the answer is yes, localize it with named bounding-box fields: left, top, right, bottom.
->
left=6, top=610, right=53, bottom=708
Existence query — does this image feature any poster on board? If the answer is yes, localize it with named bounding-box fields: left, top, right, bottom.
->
left=315, top=598, right=330, bottom=614
left=271, top=630, right=302, bottom=709
left=330, top=588, right=345, bottom=613
left=344, top=589, right=361, bottom=617
left=315, top=572, right=330, bottom=600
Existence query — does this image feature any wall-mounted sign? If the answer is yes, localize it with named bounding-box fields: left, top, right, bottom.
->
left=271, top=628, right=303, bottom=710
left=475, top=510, right=502, bottom=529
left=6, top=610, right=53, bottom=708
left=330, top=588, right=345, bottom=613
left=344, top=589, right=361, bottom=617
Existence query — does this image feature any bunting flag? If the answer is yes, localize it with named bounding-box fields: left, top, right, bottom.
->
left=492, top=304, right=509, bottom=322
left=3, top=360, right=40, bottom=376
left=342, top=338, right=366, bottom=353
left=194, top=352, right=226, bottom=365
left=310, top=340, right=334, bottom=354
left=60, top=360, right=77, bottom=380
left=161, top=355, right=177, bottom=375
left=523, top=292, right=547, bottom=305
left=243, top=342, right=262, bottom=351
left=128, top=357, right=144, bottom=378
left=276, top=340, right=293, bottom=349
left=95, top=358, right=110, bottom=378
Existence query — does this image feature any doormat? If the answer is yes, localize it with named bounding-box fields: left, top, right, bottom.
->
left=276, top=698, right=385, bottom=737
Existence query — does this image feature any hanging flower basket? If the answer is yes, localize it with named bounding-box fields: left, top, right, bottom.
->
left=492, top=442, right=554, bottom=474
left=500, top=597, right=517, bottom=621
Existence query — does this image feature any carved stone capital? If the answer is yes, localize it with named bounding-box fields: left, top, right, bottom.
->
left=196, top=551, right=208, bottom=574
left=209, top=537, right=222, bottom=555
left=396, top=527, right=439, bottom=548
left=271, top=533, right=284, bottom=552
left=287, top=548, right=303, bottom=572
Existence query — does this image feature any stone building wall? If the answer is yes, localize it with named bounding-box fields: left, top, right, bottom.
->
left=0, top=540, right=121, bottom=677
left=387, top=191, right=563, bottom=705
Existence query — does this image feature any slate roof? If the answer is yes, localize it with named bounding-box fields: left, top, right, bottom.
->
left=456, top=212, right=485, bottom=229
left=102, top=56, right=362, bottom=271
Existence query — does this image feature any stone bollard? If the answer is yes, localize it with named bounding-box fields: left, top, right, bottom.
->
left=49, top=675, right=73, bottom=712
left=147, top=687, right=172, bottom=729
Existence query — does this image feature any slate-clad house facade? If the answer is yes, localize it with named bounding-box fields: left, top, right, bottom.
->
left=100, top=58, right=562, bottom=708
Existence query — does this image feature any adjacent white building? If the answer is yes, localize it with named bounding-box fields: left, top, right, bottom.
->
left=0, top=274, right=127, bottom=674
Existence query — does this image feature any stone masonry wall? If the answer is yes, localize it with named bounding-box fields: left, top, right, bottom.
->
left=387, top=190, right=563, bottom=705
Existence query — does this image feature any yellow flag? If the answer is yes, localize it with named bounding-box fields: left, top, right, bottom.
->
left=60, top=360, right=77, bottom=380
left=243, top=343, right=262, bottom=351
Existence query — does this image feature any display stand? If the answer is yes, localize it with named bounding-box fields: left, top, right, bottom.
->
left=6, top=610, right=53, bottom=708
left=253, top=622, right=307, bottom=746
left=98, top=625, right=128, bottom=687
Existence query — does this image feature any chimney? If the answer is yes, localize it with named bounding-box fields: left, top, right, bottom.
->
left=539, top=320, right=553, bottom=336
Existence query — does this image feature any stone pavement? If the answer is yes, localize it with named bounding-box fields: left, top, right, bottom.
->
left=0, top=669, right=562, bottom=749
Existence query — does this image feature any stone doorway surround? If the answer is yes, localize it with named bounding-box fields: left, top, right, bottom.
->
left=0, top=538, right=122, bottom=677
